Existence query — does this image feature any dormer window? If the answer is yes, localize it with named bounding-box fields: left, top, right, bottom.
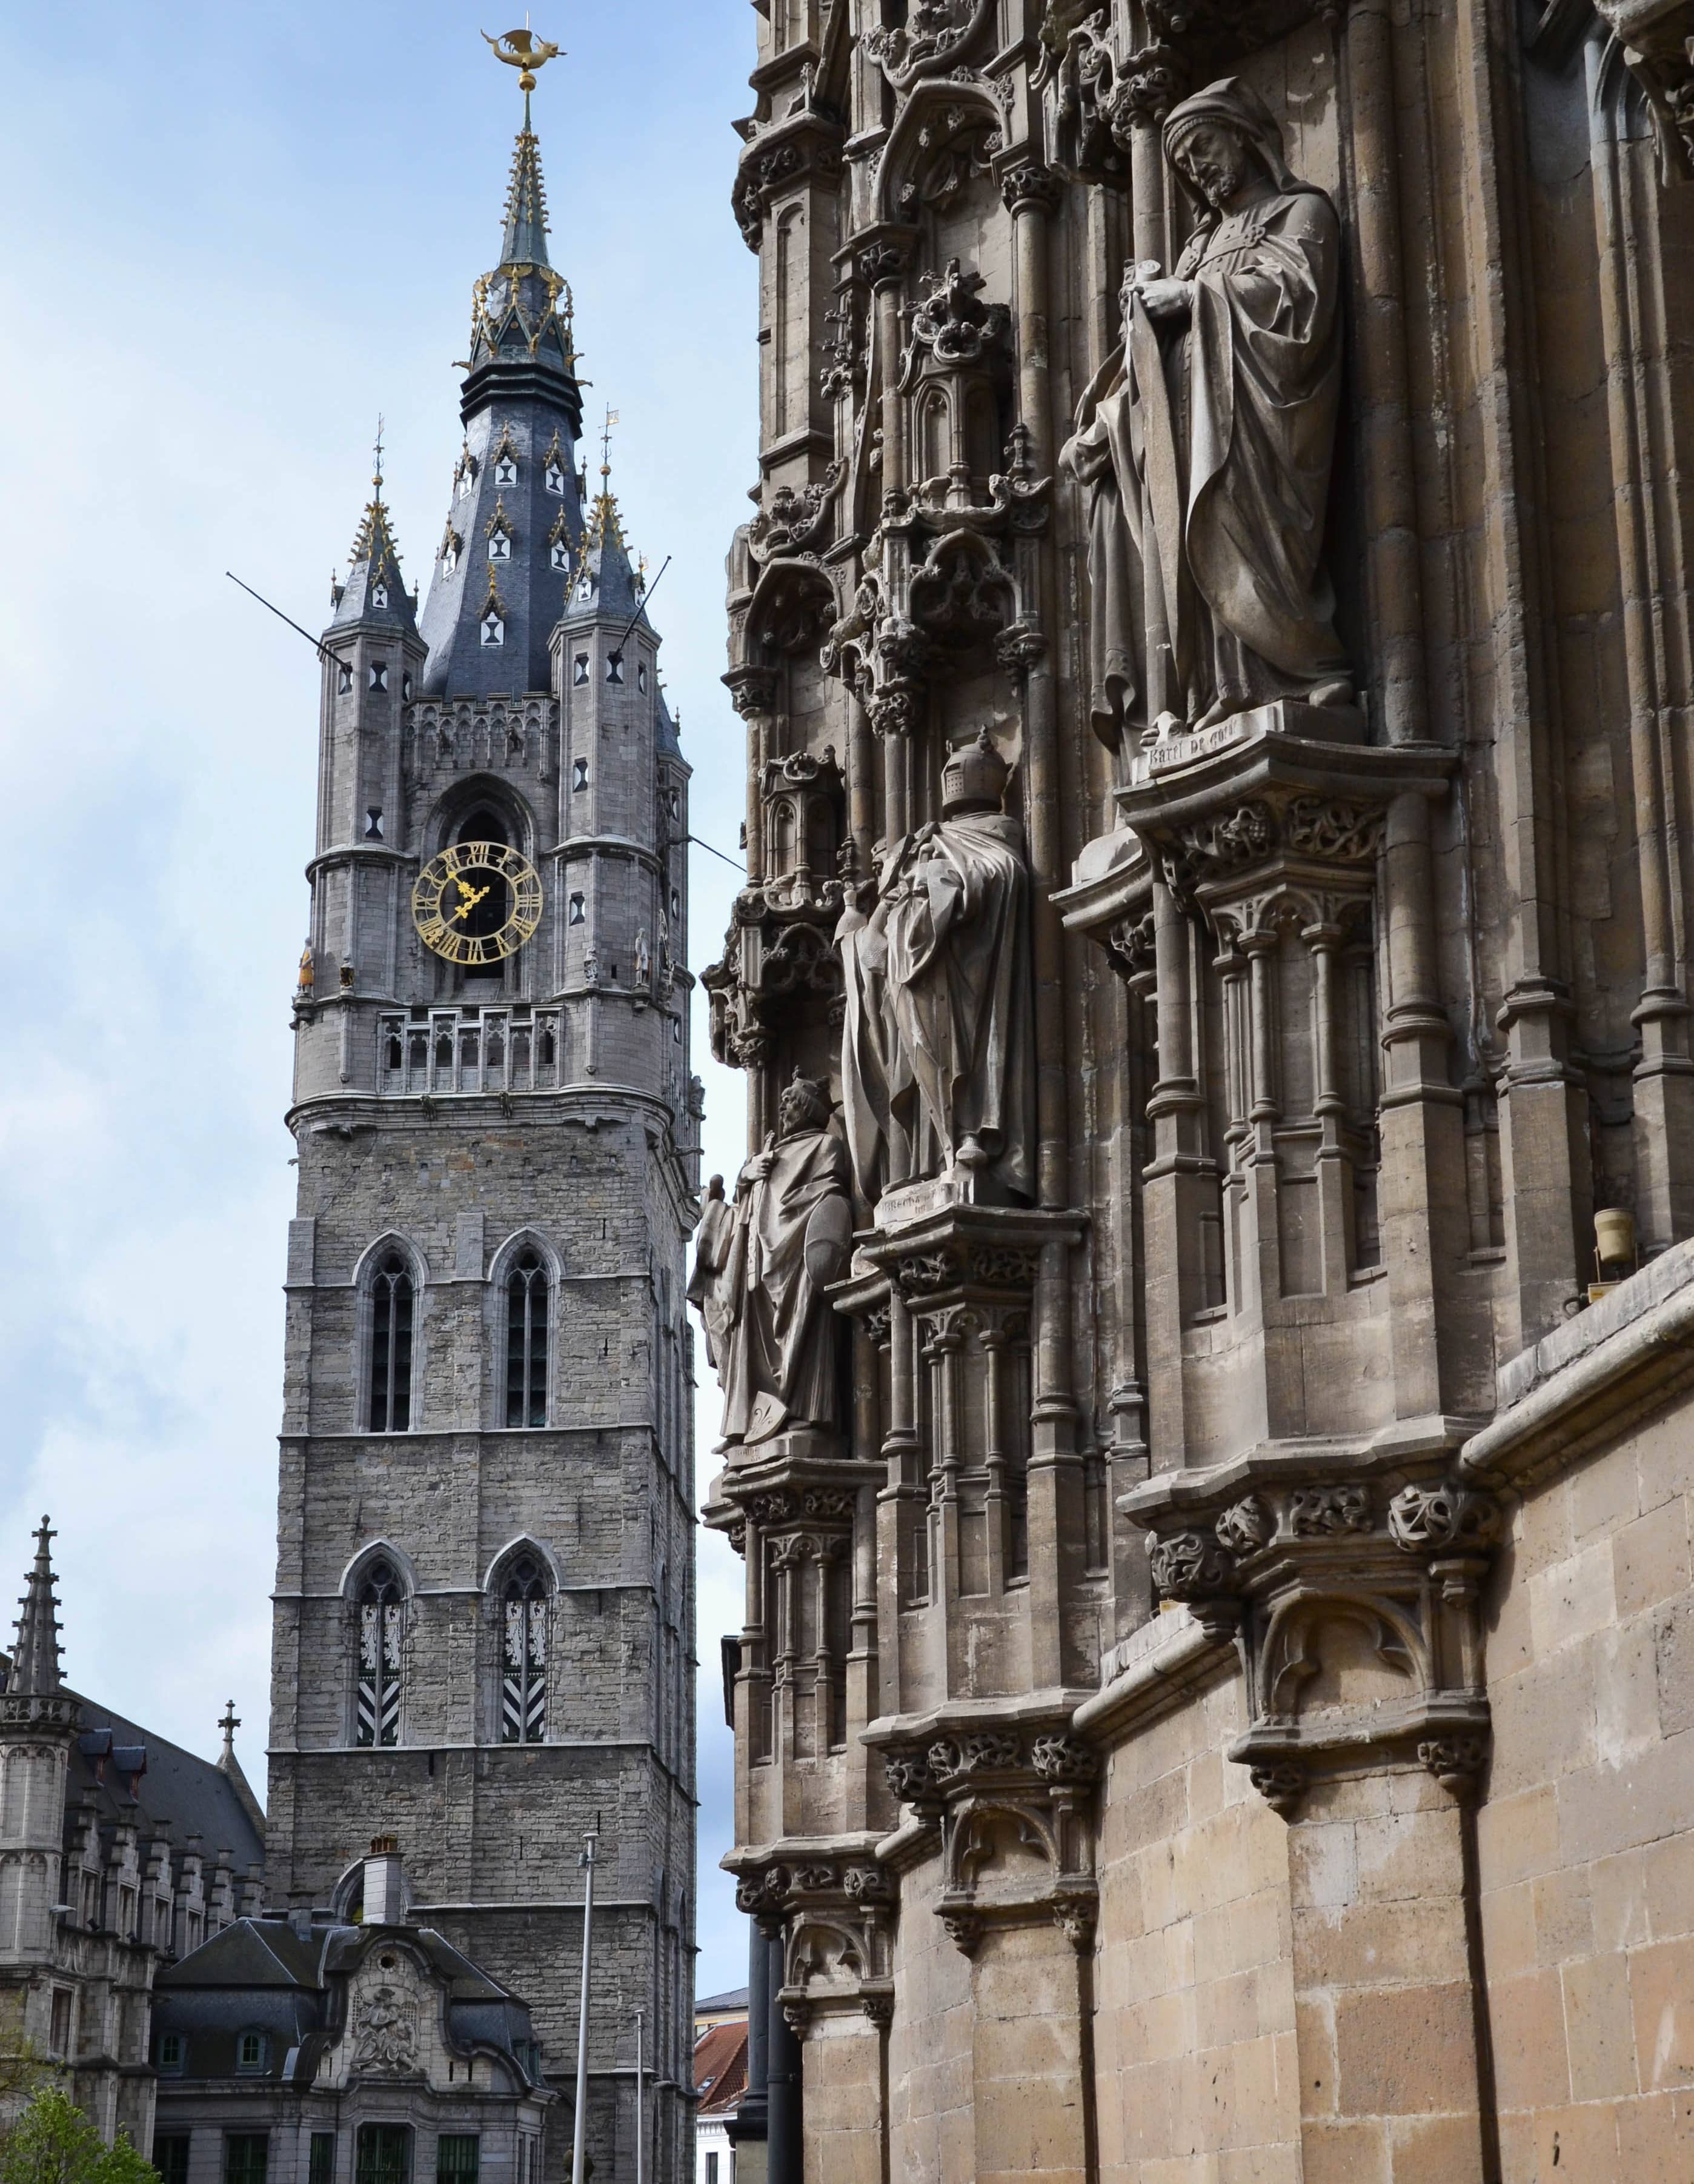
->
left=573, top=655, right=589, bottom=687
left=545, top=461, right=566, bottom=494
left=575, top=573, right=594, bottom=604
left=606, top=654, right=625, bottom=685
left=494, top=454, right=517, bottom=486
left=573, top=758, right=588, bottom=793
left=369, top=662, right=388, bottom=693
left=488, top=530, right=511, bottom=563
left=158, top=2031, right=185, bottom=2076
left=371, top=581, right=388, bottom=609
left=236, top=2031, right=268, bottom=2076
left=551, top=538, right=571, bottom=573
left=440, top=525, right=462, bottom=575
left=482, top=612, right=505, bottom=648
left=454, top=445, right=476, bottom=498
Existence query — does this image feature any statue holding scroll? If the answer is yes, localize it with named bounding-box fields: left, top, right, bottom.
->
left=688, top=1073, right=852, bottom=1450
left=1061, top=76, right=1353, bottom=750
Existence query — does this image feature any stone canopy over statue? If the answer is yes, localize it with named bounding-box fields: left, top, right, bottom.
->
left=688, top=1073, right=853, bottom=1451
left=838, top=730, right=1036, bottom=1211
left=1061, top=76, right=1354, bottom=750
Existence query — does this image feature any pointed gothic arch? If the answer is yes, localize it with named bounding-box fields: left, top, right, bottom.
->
left=483, top=1538, right=557, bottom=1745
left=340, top=1541, right=417, bottom=1750
left=354, top=1234, right=427, bottom=1434
left=487, top=1231, right=560, bottom=1431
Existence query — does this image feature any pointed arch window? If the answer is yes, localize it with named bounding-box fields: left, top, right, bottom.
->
left=367, top=1254, right=414, bottom=1433
left=505, top=1253, right=549, bottom=1428
left=356, top=1560, right=404, bottom=1748
left=551, top=537, right=571, bottom=573
left=500, top=1556, right=549, bottom=1743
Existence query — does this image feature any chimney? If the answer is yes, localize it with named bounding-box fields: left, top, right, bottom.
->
left=364, top=1836, right=404, bottom=1926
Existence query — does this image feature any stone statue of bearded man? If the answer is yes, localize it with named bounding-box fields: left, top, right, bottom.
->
left=1061, top=76, right=1354, bottom=748
left=688, top=1073, right=852, bottom=1451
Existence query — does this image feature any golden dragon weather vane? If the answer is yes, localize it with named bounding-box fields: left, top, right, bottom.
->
left=482, top=25, right=563, bottom=93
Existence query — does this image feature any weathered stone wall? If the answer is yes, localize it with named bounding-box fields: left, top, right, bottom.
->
left=1479, top=1390, right=1694, bottom=2177
left=1094, top=1671, right=1298, bottom=2182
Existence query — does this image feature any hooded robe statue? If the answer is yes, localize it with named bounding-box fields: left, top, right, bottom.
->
left=1060, top=76, right=1350, bottom=747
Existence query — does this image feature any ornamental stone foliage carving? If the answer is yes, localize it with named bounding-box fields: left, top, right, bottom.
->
left=878, top=1718, right=1100, bottom=1955
left=747, top=464, right=847, bottom=564
left=1139, top=1474, right=1501, bottom=1817
left=732, top=110, right=845, bottom=251
left=864, top=0, right=996, bottom=92
left=729, top=1853, right=895, bottom=2035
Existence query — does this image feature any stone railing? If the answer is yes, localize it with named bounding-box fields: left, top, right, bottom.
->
left=377, top=1007, right=563, bottom=1097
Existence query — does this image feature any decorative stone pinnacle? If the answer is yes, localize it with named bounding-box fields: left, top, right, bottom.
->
left=10, top=1516, right=65, bottom=1699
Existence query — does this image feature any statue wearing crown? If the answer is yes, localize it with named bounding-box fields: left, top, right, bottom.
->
left=838, top=730, right=1036, bottom=1209
left=688, top=1073, right=853, bottom=1451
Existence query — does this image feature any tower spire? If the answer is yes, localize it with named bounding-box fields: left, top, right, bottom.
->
left=10, top=1517, right=64, bottom=1699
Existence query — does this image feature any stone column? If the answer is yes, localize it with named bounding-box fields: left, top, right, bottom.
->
left=766, top=1929, right=804, bottom=2184
left=1142, top=874, right=1210, bottom=1467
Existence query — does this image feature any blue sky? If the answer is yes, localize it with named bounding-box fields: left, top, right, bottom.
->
left=0, top=3, right=757, bottom=2003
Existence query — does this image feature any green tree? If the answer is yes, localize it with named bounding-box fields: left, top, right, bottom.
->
left=0, top=2088, right=154, bottom=2184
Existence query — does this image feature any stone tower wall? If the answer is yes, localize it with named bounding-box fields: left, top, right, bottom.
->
left=270, top=225, right=697, bottom=2180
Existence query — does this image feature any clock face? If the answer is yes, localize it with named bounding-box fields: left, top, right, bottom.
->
left=413, top=842, right=543, bottom=965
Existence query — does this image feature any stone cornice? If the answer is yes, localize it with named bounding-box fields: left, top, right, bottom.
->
left=1463, top=1237, right=1694, bottom=1493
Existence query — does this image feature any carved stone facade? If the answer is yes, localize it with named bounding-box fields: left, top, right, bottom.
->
left=708, top=2, right=1694, bottom=2180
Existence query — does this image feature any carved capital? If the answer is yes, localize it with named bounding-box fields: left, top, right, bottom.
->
left=1387, top=1480, right=1501, bottom=1557
left=1000, top=162, right=1063, bottom=217
left=1418, top=1736, right=1488, bottom=1800
left=1249, top=1762, right=1307, bottom=1820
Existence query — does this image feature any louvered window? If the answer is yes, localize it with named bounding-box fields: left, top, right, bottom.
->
left=500, top=1557, right=548, bottom=1744
left=368, top=1255, right=413, bottom=1431
left=505, top=1254, right=548, bottom=1428
left=356, top=1562, right=404, bottom=1748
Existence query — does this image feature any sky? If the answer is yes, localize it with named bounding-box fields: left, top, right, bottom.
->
left=0, top=4, right=757, bottom=2003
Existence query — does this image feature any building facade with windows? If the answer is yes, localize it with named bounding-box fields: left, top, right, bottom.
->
left=150, top=1843, right=553, bottom=2184
left=261, top=83, right=698, bottom=2184
left=0, top=1522, right=265, bottom=2150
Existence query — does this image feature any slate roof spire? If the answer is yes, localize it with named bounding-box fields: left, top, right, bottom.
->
left=11, top=1516, right=65, bottom=1698
left=502, top=96, right=552, bottom=269
left=329, top=424, right=419, bottom=636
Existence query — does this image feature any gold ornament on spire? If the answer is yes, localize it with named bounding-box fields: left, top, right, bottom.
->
left=482, top=27, right=563, bottom=92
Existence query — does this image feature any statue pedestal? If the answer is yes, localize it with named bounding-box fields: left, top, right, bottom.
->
left=1131, top=696, right=1363, bottom=784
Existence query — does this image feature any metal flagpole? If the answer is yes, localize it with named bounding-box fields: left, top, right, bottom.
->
left=634, top=2008, right=645, bottom=2184
left=571, top=1831, right=597, bottom=2184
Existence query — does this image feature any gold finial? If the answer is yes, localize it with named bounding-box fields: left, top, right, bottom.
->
left=372, top=413, right=385, bottom=496
left=482, top=25, right=563, bottom=93
left=600, top=407, right=619, bottom=481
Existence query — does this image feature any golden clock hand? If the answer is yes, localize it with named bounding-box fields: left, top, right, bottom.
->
left=452, top=881, right=492, bottom=922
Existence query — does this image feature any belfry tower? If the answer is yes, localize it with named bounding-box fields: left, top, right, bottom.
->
left=265, top=50, right=697, bottom=2184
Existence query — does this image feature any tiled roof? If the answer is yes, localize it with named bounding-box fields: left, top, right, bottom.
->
left=693, top=2020, right=749, bottom=2117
